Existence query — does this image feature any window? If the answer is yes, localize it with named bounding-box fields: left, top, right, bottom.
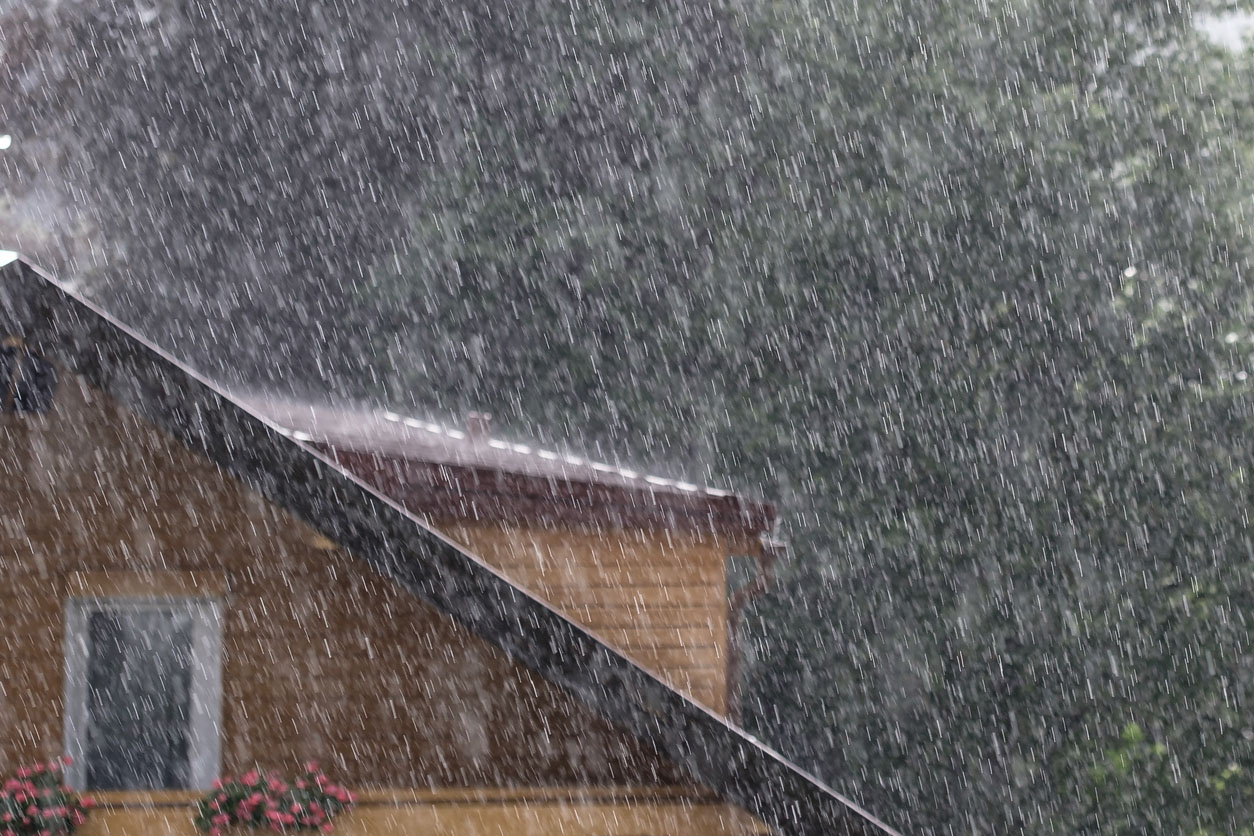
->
left=64, top=597, right=222, bottom=791
left=0, top=337, right=57, bottom=414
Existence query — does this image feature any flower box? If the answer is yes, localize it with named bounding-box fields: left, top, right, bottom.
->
left=194, top=764, right=354, bottom=834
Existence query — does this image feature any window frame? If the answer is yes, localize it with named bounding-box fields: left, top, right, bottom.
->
left=63, top=595, right=224, bottom=791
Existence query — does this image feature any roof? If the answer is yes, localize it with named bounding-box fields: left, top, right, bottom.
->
left=239, top=394, right=711, bottom=493
left=0, top=251, right=899, bottom=836
left=238, top=394, right=776, bottom=537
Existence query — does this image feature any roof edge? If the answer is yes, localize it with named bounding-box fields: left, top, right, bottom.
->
left=319, top=445, right=777, bottom=539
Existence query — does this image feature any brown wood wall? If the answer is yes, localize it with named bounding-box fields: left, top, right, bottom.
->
left=75, top=788, right=771, bottom=836
left=0, top=377, right=693, bottom=789
left=435, top=521, right=741, bottom=715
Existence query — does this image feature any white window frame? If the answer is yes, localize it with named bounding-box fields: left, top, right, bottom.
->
left=63, top=596, right=223, bottom=791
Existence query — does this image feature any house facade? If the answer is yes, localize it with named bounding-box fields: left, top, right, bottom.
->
left=0, top=252, right=896, bottom=836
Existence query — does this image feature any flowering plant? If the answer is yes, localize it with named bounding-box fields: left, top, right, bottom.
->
left=0, top=757, right=94, bottom=835
left=194, top=764, right=355, bottom=834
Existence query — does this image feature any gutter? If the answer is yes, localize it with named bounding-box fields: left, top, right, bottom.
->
left=727, top=524, right=787, bottom=724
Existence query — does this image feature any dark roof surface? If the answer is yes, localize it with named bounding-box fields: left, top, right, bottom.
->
left=0, top=251, right=899, bottom=836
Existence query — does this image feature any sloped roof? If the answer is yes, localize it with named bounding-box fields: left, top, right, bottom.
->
left=237, top=393, right=714, bottom=494
left=238, top=394, right=776, bottom=537
left=0, top=252, right=898, bottom=836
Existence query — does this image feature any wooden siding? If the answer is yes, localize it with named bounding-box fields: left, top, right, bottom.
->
left=434, top=520, right=743, bottom=714
left=0, top=376, right=691, bottom=789
left=78, top=788, right=771, bottom=835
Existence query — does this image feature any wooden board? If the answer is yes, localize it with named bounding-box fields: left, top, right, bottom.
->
left=77, top=792, right=774, bottom=836
left=435, top=520, right=733, bottom=714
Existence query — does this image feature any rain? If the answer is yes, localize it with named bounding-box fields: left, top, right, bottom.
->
left=2, top=0, right=1254, bottom=833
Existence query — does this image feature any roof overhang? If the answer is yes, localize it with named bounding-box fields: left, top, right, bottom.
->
left=0, top=253, right=898, bottom=836
left=317, top=445, right=776, bottom=538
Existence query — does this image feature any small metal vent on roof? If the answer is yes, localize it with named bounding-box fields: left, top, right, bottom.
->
left=466, top=411, right=492, bottom=442
left=1, top=337, right=57, bottom=415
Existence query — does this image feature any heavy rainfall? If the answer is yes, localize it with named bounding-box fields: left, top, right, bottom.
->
left=2, top=1, right=1254, bottom=834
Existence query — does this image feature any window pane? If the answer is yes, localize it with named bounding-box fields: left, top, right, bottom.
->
left=85, top=609, right=193, bottom=790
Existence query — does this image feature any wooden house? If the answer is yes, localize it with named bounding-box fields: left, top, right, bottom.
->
left=0, top=253, right=895, bottom=836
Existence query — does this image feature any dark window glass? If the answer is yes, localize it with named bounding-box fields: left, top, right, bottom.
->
left=0, top=344, right=57, bottom=414
left=84, top=609, right=193, bottom=790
